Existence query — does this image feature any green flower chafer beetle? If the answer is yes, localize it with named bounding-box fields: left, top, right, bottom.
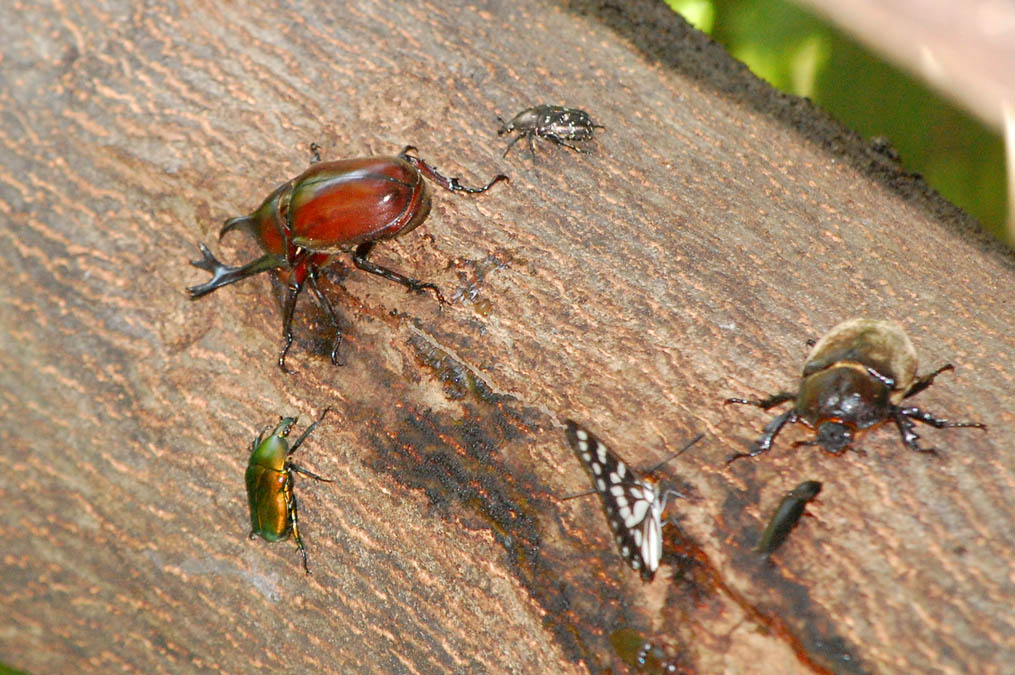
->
left=246, top=409, right=332, bottom=574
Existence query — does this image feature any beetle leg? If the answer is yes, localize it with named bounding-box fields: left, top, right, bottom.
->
left=400, top=154, right=508, bottom=194
left=252, top=419, right=276, bottom=450
left=288, top=408, right=331, bottom=455
left=903, top=364, right=955, bottom=399
left=527, top=133, right=538, bottom=162
left=284, top=479, right=311, bottom=575
left=891, top=412, right=937, bottom=455
left=307, top=272, right=345, bottom=365
left=864, top=366, right=896, bottom=389
left=352, top=242, right=449, bottom=305
left=726, top=410, right=797, bottom=465
left=547, top=135, right=592, bottom=154
left=501, top=132, right=525, bottom=158
left=290, top=463, right=333, bottom=483
left=659, top=488, right=689, bottom=512
left=897, top=406, right=986, bottom=431
left=725, top=392, right=796, bottom=410
left=187, top=244, right=282, bottom=297
left=278, top=278, right=304, bottom=372
left=309, top=142, right=322, bottom=164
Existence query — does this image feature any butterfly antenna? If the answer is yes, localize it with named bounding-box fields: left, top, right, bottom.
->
left=559, top=488, right=597, bottom=501
left=644, top=432, right=704, bottom=474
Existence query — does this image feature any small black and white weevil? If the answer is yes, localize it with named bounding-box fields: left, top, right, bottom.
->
left=497, top=105, right=603, bottom=159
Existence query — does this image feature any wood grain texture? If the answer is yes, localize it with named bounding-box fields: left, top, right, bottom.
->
left=1, top=0, right=1013, bottom=673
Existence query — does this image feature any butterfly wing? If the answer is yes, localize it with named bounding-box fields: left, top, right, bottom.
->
left=566, top=420, right=664, bottom=581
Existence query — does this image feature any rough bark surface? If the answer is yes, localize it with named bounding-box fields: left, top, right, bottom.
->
left=2, top=1, right=1013, bottom=673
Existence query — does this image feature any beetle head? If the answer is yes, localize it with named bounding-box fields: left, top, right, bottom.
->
left=499, top=108, right=541, bottom=135
left=248, top=416, right=299, bottom=470
left=795, top=422, right=854, bottom=454
left=272, top=416, right=298, bottom=439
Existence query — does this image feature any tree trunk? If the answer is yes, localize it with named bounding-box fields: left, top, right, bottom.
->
left=2, top=1, right=1012, bottom=673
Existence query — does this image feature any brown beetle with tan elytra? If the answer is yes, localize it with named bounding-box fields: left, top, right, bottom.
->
left=725, top=318, right=986, bottom=464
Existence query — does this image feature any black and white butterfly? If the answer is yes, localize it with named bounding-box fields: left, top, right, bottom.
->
left=565, top=420, right=701, bottom=581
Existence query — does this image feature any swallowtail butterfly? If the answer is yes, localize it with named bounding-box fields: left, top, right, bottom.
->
left=565, top=420, right=700, bottom=581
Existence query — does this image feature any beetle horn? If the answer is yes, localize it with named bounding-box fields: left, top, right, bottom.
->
left=186, top=243, right=283, bottom=298
left=219, top=215, right=257, bottom=240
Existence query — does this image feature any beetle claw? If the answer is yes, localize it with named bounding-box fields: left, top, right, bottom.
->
left=329, top=337, right=346, bottom=366
left=724, top=451, right=752, bottom=466
left=409, top=281, right=449, bottom=306
left=447, top=173, right=509, bottom=194
left=277, top=331, right=296, bottom=373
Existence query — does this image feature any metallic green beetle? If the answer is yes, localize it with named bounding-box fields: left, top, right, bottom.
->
left=246, top=409, right=332, bottom=574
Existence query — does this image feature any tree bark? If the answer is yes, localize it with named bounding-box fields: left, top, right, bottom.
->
left=1, top=1, right=1012, bottom=673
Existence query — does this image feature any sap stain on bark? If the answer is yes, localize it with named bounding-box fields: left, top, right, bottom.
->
left=362, top=404, right=596, bottom=667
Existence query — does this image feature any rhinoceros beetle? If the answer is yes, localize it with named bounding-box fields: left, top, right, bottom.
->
left=188, top=145, right=507, bottom=369
left=726, top=318, right=986, bottom=464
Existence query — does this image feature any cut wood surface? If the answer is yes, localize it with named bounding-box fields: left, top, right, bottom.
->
left=2, top=1, right=1013, bottom=673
